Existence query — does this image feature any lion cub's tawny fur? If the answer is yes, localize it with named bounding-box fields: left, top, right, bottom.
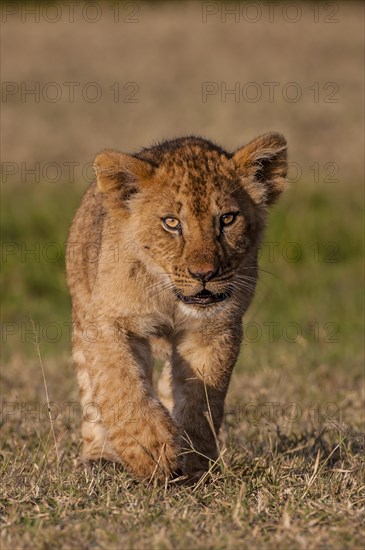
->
left=66, top=133, right=287, bottom=479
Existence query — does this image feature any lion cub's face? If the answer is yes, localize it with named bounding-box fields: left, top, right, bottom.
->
left=95, top=134, right=287, bottom=311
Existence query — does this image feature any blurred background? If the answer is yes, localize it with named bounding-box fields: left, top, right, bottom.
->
left=2, top=1, right=364, bottom=178
left=1, top=0, right=364, bottom=459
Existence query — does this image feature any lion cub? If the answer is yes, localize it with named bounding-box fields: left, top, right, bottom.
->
left=66, top=133, right=287, bottom=479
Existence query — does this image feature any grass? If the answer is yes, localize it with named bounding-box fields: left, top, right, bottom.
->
left=1, top=177, right=364, bottom=549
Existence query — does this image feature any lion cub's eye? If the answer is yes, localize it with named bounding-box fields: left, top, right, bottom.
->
left=162, top=217, right=181, bottom=231
left=221, top=212, right=238, bottom=227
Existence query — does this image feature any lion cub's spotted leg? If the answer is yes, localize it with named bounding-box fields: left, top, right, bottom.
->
left=73, top=323, right=118, bottom=461
left=171, top=327, right=241, bottom=476
left=84, top=318, right=178, bottom=479
left=76, top=365, right=119, bottom=462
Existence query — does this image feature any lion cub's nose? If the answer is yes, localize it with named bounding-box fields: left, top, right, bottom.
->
left=188, top=265, right=219, bottom=283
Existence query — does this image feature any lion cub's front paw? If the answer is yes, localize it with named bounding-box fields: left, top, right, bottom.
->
left=114, top=405, right=179, bottom=479
left=179, top=444, right=219, bottom=480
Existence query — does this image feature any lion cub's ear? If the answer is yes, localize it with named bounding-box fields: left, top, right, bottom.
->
left=233, top=132, right=288, bottom=206
left=94, top=150, right=154, bottom=203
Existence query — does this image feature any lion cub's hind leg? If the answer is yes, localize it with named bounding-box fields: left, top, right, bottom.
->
left=152, top=337, right=174, bottom=413
left=157, top=360, right=174, bottom=413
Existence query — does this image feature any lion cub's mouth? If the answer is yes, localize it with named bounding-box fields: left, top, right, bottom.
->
left=177, top=289, right=230, bottom=306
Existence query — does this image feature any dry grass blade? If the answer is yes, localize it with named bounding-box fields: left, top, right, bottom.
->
left=29, top=316, right=60, bottom=469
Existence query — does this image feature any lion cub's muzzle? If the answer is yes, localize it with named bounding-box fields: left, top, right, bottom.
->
left=173, top=261, right=233, bottom=306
